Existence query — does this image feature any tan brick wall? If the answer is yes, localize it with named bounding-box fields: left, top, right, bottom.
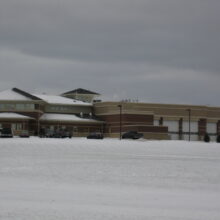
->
left=94, top=102, right=220, bottom=120
left=94, top=102, right=220, bottom=140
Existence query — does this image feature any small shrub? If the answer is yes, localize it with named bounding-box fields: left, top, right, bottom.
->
left=204, top=133, right=210, bottom=143
left=216, top=135, right=220, bottom=143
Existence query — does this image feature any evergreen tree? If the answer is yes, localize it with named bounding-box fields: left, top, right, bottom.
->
left=204, top=133, right=210, bottom=143
left=216, top=135, right=220, bottom=143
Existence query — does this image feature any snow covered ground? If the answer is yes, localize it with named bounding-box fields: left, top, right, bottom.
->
left=0, top=138, right=220, bottom=220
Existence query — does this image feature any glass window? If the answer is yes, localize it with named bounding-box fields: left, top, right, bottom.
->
left=12, top=124, right=16, bottom=130
left=17, top=123, right=22, bottom=130
left=16, top=104, right=25, bottom=110
left=4, top=104, right=15, bottom=110
left=0, top=103, right=35, bottom=110
left=12, top=123, right=22, bottom=130
left=50, top=125, right=54, bottom=131
left=25, top=104, right=34, bottom=110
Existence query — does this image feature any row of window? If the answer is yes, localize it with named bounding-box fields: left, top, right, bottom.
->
left=0, top=103, right=35, bottom=111
left=46, top=106, right=72, bottom=111
left=42, top=125, right=98, bottom=133
left=0, top=103, right=90, bottom=113
left=46, top=105, right=90, bottom=113
left=0, top=123, right=23, bottom=130
left=154, top=119, right=218, bottom=134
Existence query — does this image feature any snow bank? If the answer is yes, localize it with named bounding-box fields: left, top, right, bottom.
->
left=0, top=138, right=220, bottom=220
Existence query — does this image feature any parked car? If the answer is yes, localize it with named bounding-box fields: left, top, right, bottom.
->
left=122, top=131, right=143, bottom=139
left=61, top=130, right=72, bottom=138
left=87, top=132, right=104, bottom=139
left=45, top=130, right=54, bottom=138
left=53, top=129, right=72, bottom=138
left=0, top=128, right=13, bottom=138
left=19, top=130, right=30, bottom=138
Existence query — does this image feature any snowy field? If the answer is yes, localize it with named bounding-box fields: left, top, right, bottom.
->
left=0, top=138, right=220, bottom=220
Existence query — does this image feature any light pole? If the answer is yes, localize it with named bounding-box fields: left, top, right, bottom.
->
left=186, top=109, right=191, bottom=141
left=118, top=104, right=122, bottom=140
left=37, top=105, right=40, bottom=136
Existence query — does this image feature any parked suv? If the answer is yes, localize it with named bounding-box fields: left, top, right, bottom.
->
left=87, top=132, right=104, bottom=139
left=122, top=131, right=143, bottom=139
left=0, top=128, right=13, bottom=138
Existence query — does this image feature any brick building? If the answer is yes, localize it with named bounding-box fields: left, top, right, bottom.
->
left=94, top=102, right=220, bottom=141
left=0, top=87, right=220, bottom=141
left=0, top=88, right=103, bottom=136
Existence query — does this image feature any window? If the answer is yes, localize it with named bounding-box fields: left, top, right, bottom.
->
left=0, top=104, right=15, bottom=110
left=50, top=125, right=55, bottom=131
left=7, top=104, right=15, bottom=110
left=25, top=104, right=34, bottom=110
left=12, top=123, right=22, bottom=130
left=16, top=104, right=25, bottom=110
left=0, top=103, right=35, bottom=111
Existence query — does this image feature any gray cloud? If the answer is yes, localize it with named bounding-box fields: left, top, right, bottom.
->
left=0, top=0, right=220, bottom=105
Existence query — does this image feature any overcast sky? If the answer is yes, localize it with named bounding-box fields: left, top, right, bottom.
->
left=0, top=0, right=220, bottom=105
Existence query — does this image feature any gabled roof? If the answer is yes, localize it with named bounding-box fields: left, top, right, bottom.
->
left=0, top=88, right=42, bottom=101
left=12, top=88, right=42, bottom=101
left=0, top=88, right=92, bottom=105
left=62, top=88, right=100, bottom=95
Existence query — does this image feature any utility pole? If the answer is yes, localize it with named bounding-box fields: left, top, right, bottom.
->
left=37, top=104, right=41, bottom=136
left=186, top=109, right=191, bottom=141
left=117, top=104, right=122, bottom=140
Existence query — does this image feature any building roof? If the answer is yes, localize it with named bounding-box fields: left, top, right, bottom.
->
left=0, top=89, right=32, bottom=101
left=33, top=94, right=92, bottom=106
left=62, top=88, right=100, bottom=95
left=40, top=113, right=103, bottom=123
left=0, top=87, right=92, bottom=106
left=0, top=88, right=42, bottom=101
left=12, top=88, right=42, bottom=101
left=0, top=112, right=34, bottom=120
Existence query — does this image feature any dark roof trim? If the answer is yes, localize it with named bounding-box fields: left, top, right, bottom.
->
left=62, top=88, right=100, bottom=95
left=12, top=88, right=43, bottom=101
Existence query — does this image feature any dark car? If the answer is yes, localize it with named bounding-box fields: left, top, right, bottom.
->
left=61, top=130, right=72, bottom=138
left=44, top=130, right=54, bottom=138
left=53, top=129, right=72, bottom=138
left=0, top=128, right=13, bottom=138
left=19, top=130, right=30, bottom=138
left=122, top=131, right=143, bottom=139
left=87, top=132, right=104, bottom=139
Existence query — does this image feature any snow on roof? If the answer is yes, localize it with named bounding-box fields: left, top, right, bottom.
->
left=0, top=89, right=32, bottom=101
left=40, top=113, right=103, bottom=123
left=34, top=94, right=92, bottom=106
left=0, top=112, right=33, bottom=120
left=0, top=88, right=92, bottom=106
